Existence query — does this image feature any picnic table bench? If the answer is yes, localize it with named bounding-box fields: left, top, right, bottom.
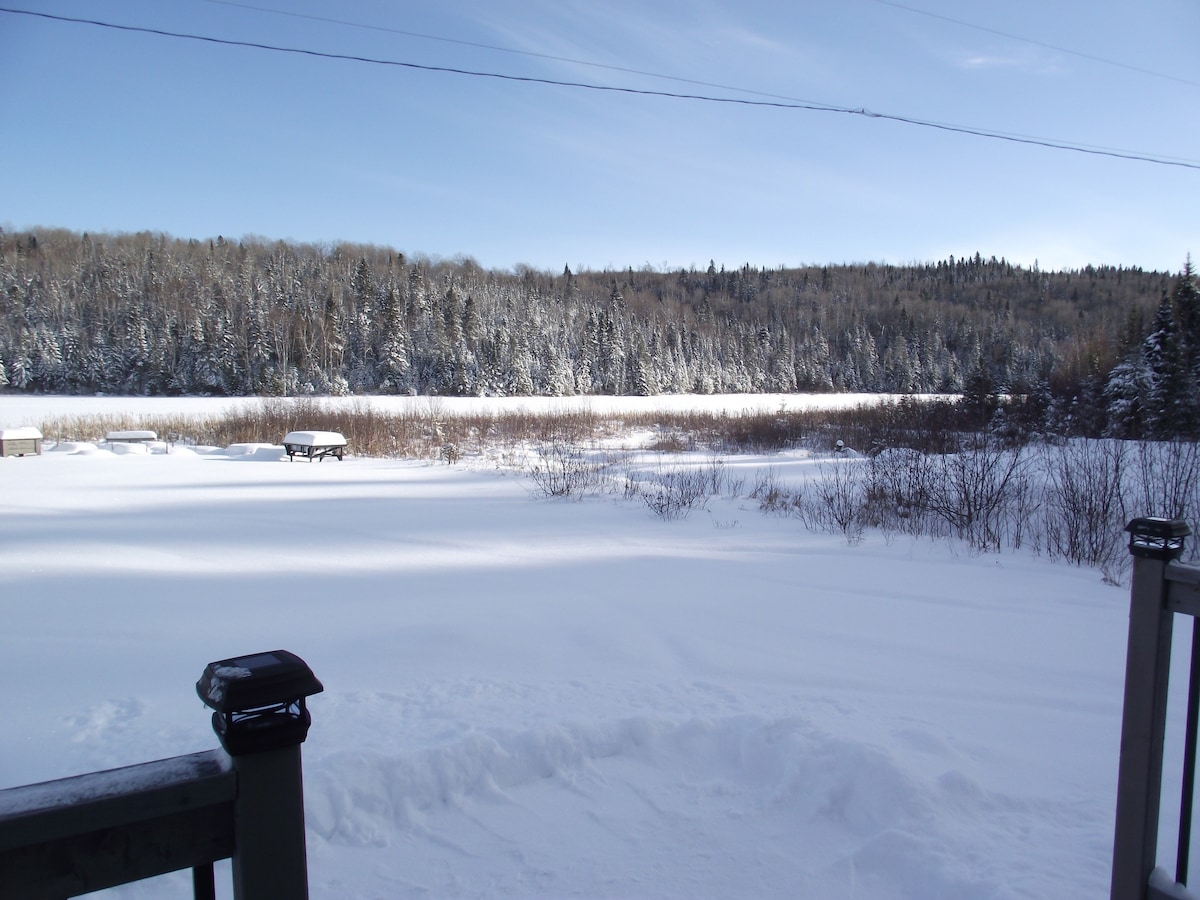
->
left=105, top=430, right=157, bottom=444
left=282, top=431, right=347, bottom=462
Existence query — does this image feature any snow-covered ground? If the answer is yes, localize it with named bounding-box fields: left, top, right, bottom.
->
left=0, top=394, right=1192, bottom=898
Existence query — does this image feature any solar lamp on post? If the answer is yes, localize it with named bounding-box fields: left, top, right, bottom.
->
left=197, top=650, right=324, bottom=900
left=1126, top=516, right=1191, bottom=561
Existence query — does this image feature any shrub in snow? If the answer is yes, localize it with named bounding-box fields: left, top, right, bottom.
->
left=865, top=448, right=934, bottom=537
left=922, top=436, right=1031, bottom=553
left=525, top=441, right=609, bottom=498
left=751, top=467, right=791, bottom=513
left=1041, top=439, right=1129, bottom=570
left=638, top=467, right=711, bottom=521
left=797, top=458, right=870, bottom=545
left=705, top=456, right=745, bottom=499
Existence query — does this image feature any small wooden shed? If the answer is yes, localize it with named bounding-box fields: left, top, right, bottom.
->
left=0, top=426, right=43, bottom=457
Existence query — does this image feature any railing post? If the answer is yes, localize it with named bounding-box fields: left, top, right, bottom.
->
left=1112, top=518, right=1192, bottom=900
left=229, top=743, right=309, bottom=898
left=197, top=650, right=324, bottom=900
left=1178, top=625, right=1200, bottom=884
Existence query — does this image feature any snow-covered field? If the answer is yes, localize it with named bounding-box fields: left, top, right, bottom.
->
left=0, top=394, right=1191, bottom=898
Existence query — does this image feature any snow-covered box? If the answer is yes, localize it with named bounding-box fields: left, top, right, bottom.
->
left=282, top=430, right=347, bottom=462
left=0, top=426, right=43, bottom=457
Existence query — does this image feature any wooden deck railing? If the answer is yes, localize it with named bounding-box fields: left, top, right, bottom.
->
left=1113, top=518, right=1200, bottom=900
left=0, top=649, right=321, bottom=899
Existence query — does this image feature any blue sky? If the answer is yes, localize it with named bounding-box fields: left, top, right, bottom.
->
left=1, top=0, right=1197, bottom=273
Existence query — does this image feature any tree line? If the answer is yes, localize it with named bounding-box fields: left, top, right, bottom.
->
left=0, top=226, right=1190, bottom=437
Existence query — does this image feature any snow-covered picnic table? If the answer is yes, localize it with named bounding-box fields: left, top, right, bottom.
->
left=281, top=431, right=347, bottom=462
left=104, top=430, right=157, bottom=443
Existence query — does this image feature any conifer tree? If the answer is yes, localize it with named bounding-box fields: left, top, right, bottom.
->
left=1170, top=259, right=1200, bottom=435
left=10, top=342, right=32, bottom=390
left=1144, top=291, right=1188, bottom=437
left=631, top=337, right=654, bottom=396
left=1103, top=352, right=1150, bottom=439
left=376, top=288, right=411, bottom=392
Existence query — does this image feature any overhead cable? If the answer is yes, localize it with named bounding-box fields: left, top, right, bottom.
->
left=197, top=0, right=812, bottom=105
left=206, top=0, right=1200, bottom=94
left=3, top=5, right=1197, bottom=171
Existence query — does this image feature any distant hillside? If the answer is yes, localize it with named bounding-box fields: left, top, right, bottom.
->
left=0, top=227, right=1179, bottom=431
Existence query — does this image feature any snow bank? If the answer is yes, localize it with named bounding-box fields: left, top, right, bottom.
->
left=222, top=442, right=286, bottom=461
left=108, top=441, right=151, bottom=455
left=305, top=714, right=999, bottom=898
left=49, top=441, right=113, bottom=456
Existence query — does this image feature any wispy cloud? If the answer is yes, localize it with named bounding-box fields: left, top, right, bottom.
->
left=953, top=48, right=1063, bottom=76
left=476, top=0, right=819, bottom=91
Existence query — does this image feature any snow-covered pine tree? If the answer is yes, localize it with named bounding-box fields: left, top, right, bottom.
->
left=1144, top=290, right=1187, bottom=438
left=1170, top=260, right=1200, bottom=436
left=10, top=345, right=32, bottom=390
left=1103, top=352, right=1151, bottom=439
left=371, top=287, right=405, bottom=392
left=631, top=338, right=654, bottom=396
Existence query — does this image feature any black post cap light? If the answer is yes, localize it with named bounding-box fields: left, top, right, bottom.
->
left=197, top=650, right=324, bottom=756
left=1126, top=517, right=1191, bottom=561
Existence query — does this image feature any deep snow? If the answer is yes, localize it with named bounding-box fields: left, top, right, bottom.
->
left=0, top=395, right=1193, bottom=898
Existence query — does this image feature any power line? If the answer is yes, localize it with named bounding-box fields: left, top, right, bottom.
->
left=198, top=0, right=767, bottom=95
left=199, top=0, right=843, bottom=109
left=207, top=0, right=1200, bottom=95
left=4, top=5, right=1198, bottom=171
left=188, top=0, right=1200, bottom=168
left=865, top=0, right=1200, bottom=90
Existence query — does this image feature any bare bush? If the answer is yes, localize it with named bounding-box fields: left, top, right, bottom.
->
left=699, top=455, right=746, bottom=499
left=647, top=429, right=694, bottom=452
left=924, top=436, right=1028, bottom=552
left=637, top=466, right=712, bottom=521
left=1041, top=439, right=1129, bottom=568
left=795, top=458, right=870, bottom=544
left=1134, top=440, right=1200, bottom=519
left=1005, top=464, right=1041, bottom=553
left=713, top=459, right=746, bottom=499
left=865, top=448, right=935, bottom=536
left=525, top=441, right=610, bottom=498
left=752, top=467, right=795, bottom=514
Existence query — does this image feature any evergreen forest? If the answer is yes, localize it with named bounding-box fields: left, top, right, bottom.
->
left=1, top=227, right=1196, bottom=439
